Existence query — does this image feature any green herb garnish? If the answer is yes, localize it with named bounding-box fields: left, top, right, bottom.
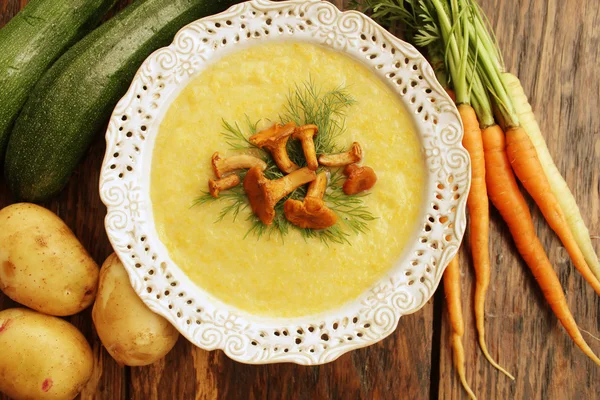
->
left=193, top=79, right=376, bottom=245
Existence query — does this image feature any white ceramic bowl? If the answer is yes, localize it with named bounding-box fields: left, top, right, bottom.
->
left=99, top=0, right=469, bottom=365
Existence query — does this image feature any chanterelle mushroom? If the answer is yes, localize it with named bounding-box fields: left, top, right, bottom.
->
left=306, top=170, right=327, bottom=198
left=209, top=174, right=240, bottom=198
left=318, top=142, right=363, bottom=167
left=343, top=164, right=377, bottom=195
left=284, top=172, right=337, bottom=229
left=293, top=124, right=319, bottom=170
left=249, top=122, right=298, bottom=173
left=244, top=166, right=316, bottom=225
left=211, top=152, right=267, bottom=178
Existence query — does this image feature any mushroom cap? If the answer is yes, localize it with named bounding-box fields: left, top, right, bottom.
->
left=249, top=122, right=296, bottom=149
left=292, top=124, right=318, bottom=140
left=211, top=152, right=224, bottom=178
left=249, top=122, right=299, bottom=173
left=284, top=197, right=337, bottom=230
left=348, top=142, right=363, bottom=160
left=343, top=164, right=377, bottom=195
left=208, top=179, right=220, bottom=198
left=243, top=166, right=276, bottom=225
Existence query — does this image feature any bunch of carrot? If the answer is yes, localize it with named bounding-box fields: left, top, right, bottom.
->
left=356, top=0, right=600, bottom=398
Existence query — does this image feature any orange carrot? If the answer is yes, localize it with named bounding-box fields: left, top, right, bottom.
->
left=444, top=254, right=477, bottom=400
left=482, top=124, right=600, bottom=366
left=504, top=72, right=600, bottom=281
left=504, top=125, right=600, bottom=295
left=459, top=104, right=513, bottom=379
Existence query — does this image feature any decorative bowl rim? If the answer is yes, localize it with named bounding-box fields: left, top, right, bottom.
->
left=99, top=0, right=469, bottom=365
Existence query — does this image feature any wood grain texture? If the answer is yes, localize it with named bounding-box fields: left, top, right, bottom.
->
left=0, top=0, right=598, bottom=399
left=437, top=0, right=600, bottom=399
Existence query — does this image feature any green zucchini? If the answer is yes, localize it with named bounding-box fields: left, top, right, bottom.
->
left=0, top=0, right=116, bottom=163
left=5, top=0, right=240, bottom=202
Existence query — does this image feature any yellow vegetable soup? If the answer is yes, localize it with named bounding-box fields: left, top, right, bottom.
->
left=151, top=42, right=425, bottom=318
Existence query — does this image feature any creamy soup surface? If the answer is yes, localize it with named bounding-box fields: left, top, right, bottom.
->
left=151, top=42, right=425, bottom=318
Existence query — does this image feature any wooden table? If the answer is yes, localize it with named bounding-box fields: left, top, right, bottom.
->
left=1, top=0, right=598, bottom=398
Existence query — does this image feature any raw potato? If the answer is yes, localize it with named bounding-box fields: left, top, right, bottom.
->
left=0, top=203, right=99, bottom=316
left=93, top=254, right=179, bottom=366
left=0, top=308, right=93, bottom=400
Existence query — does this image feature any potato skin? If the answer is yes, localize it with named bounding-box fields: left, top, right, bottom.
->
left=93, top=254, right=179, bottom=366
left=0, top=203, right=99, bottom=316
left=0, top=308, right=93, bottom=400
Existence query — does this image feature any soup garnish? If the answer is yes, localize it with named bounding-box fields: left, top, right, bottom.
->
left=194, top=80, right=378, bottom=245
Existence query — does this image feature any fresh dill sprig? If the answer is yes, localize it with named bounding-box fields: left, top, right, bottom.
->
left=325, top=170, right=377, bottom=235
left=300, top=224, right=351, bottom=246
left=220, top=116, right=260, bottom=150
left=193, top=79, right=375, bottom=245
left=351, top=1, right=451, bottom=87
left=281, top=77, right=356, bottom=168
left=243, top=207, right=292, bottom=242
left=192, top=185, right=248, bottom=223
left=262, top=158, right=285, bottom=180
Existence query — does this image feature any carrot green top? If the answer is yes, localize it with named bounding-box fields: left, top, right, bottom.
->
left=356, top=0, right=519, bottom=129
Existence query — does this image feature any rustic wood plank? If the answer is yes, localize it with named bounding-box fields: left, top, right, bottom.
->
left=130, top=309, right=435, bottom=399
left=218, top=311, right=434, bottom=399
left=438, top=0, right=600, bottom=399
left=8, top=0, right=597, bottom=399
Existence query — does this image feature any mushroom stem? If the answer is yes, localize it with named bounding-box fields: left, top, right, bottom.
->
left=293, top=124, right=319, bottom=170
left=209, top=175, right=240, bottom=198
left=318, top=142, right=363, bottom=167
left=271, top=144, right=299, bottom=174
left=283, top=171, right=336, bottom=230
left=211, top=152, right=267, bottom=178
left=249, top=122, right=299, bottom=174
left=267, top=167, right=317, bottom=204
left=306, top=171, right=327, bottom=199
left=243, top=166, right=316, bottom=225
